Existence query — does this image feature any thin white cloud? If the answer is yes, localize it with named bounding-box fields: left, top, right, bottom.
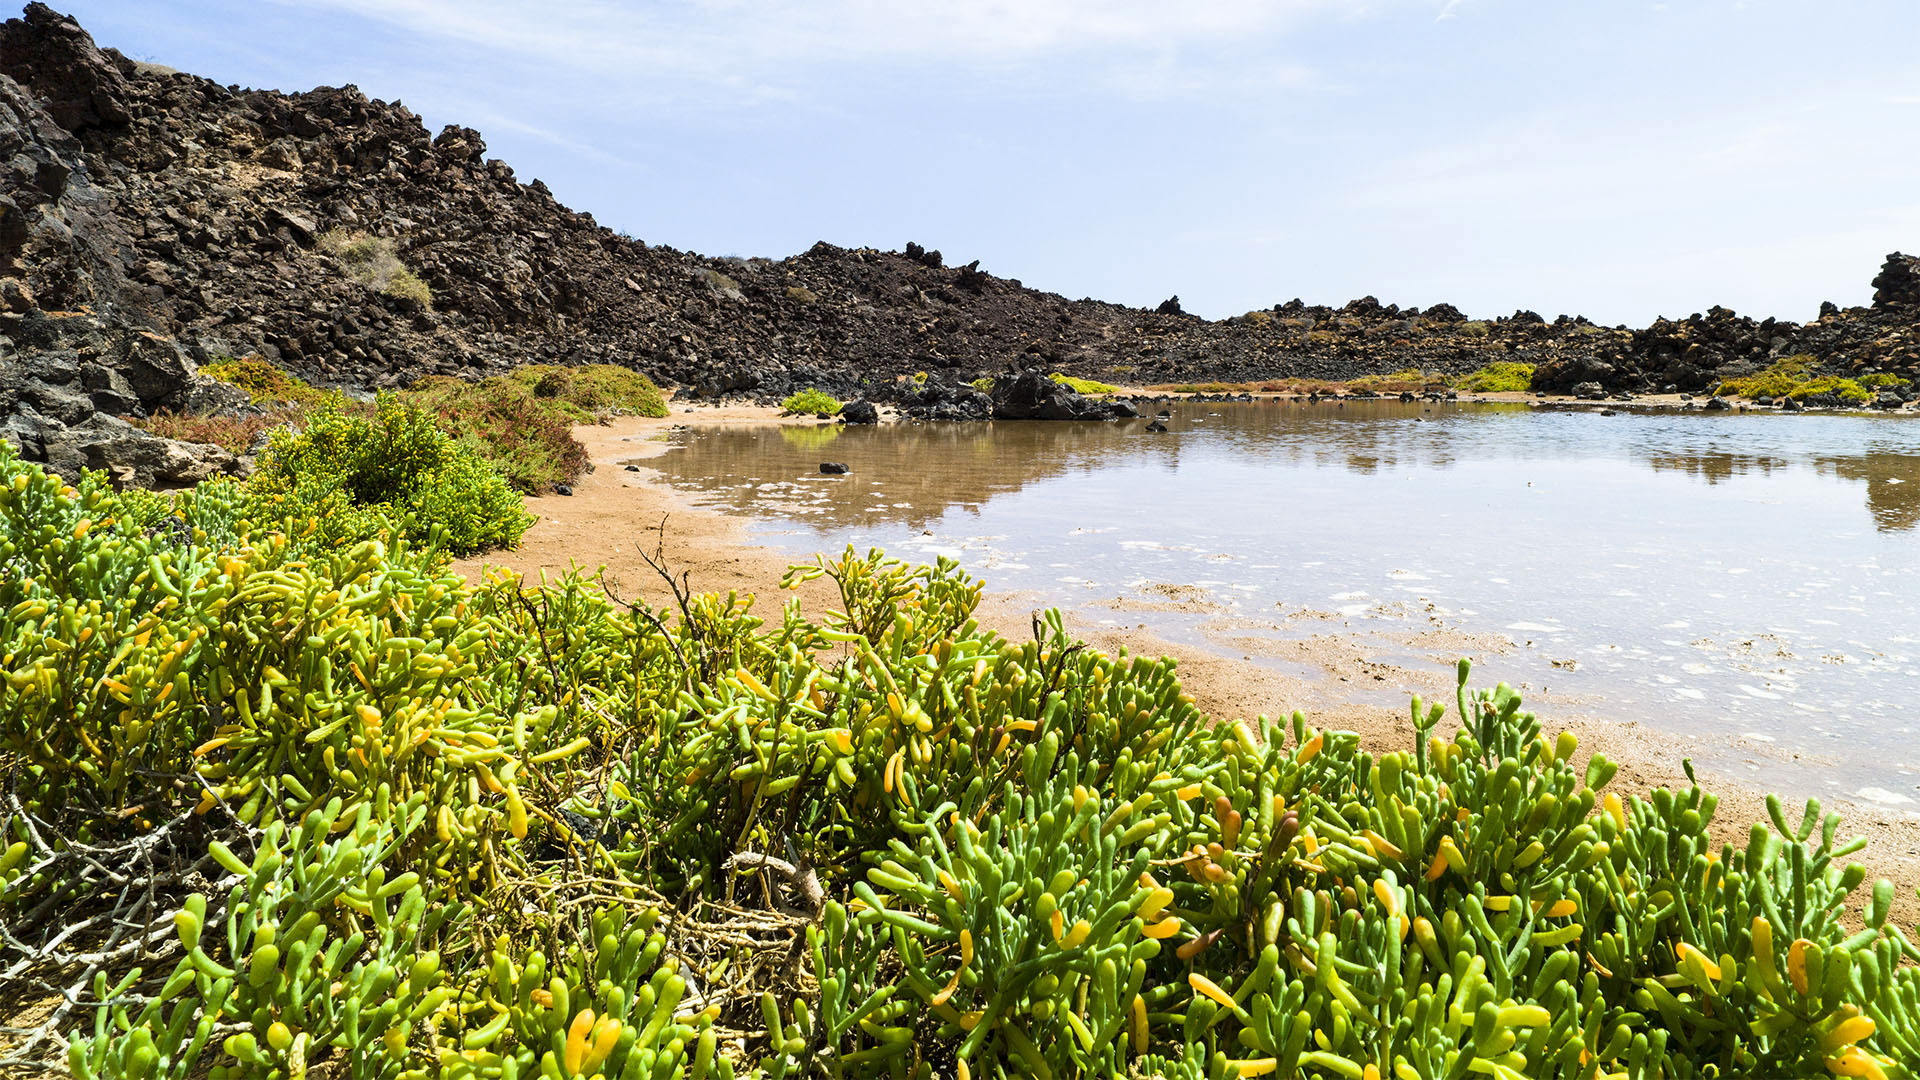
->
left=1435, top=0, right=1465, bottom=21
left=270, top=0, right=1380, bottom=103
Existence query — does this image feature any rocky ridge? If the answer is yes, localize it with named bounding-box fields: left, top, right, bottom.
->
left=0, top=4, right=1916, bottom=481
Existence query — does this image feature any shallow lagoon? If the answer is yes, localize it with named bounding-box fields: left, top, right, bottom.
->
left=646, top=401, right=1920, bottom=805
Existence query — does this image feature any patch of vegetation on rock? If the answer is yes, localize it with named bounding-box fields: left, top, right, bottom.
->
left=1719, top=356, right=1872, bottom=404
left=1455, top=361, right=1536, bottom=393
left=1345, top=367, right=1434, bottom=393
left=1049, top=373, right=1118, bottom=395
left=198, top=355, right=329, bottom=408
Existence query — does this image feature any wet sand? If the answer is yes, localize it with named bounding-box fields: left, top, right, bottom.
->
left=456, top=404, right=1920, bottom=925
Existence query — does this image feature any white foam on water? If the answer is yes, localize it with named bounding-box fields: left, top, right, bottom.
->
left=1737, top=685, right=1783, bottom=700
left=1507, top=622, right=1564, bottom=633
left=1741, top=732, right=1776, bottom=742
left=1682, top=663, right=1715, bottom=675
left=1337, top=605, right=1369, bottom=616
left=1727, top=568, right=1750, bottom=575
left=1855, top=787, right=1915, bottom=806
left=1330, top=591, right=1369, bottom=601
left=1660, top=621, right=1690, bottom=629
left=1388, top=569, right=1428, bottom=580
left=1674, top=688, right=1706, bottom=700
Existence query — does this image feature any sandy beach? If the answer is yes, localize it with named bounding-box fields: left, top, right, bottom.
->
left=455, top=402, right=1920, bottom=924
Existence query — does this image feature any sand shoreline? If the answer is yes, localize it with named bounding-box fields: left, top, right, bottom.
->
left=454, top=403, right=1920, bottom=922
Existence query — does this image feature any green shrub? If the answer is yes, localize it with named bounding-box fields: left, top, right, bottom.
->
left=245, top=395, right=530, bottom=554
left=1860, top=373, right=1910, bottom=390
left=971, top=376, right=996, bottom=393
left=1456, top=320, right=1491, bottom=338
left=782, top=388, right=842, bottom=414
left=1455, top=361, right=1536, bottom=393
left=1050, top=373, right=1118, bottom=395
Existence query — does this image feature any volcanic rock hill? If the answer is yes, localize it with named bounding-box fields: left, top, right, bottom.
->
left=0, top=3, right=1916, bottom=482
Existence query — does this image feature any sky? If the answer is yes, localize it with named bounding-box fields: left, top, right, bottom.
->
left=51, top=0, right=1920, bottom=325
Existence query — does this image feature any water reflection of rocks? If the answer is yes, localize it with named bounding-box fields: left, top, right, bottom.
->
left=647, top=403, right=1920, bottom=535
left=1815, top=452, right=1920, bottom=532
left=1647, top=449, right=1920, bottom=532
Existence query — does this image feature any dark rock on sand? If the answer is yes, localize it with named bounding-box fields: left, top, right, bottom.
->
left=838, top=400, right=878, bottom=425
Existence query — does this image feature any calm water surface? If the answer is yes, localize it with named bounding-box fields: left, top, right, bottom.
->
left=646, top=402, right=1920, bottom=805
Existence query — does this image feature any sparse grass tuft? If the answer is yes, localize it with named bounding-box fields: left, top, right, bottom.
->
left=317, top=229, right=433, bottom=307
left=1346, top=368, right=1435, bottom=393
left=1050, top=373, right=1118, bottom=395
left=784, top=285, right=819, bottom=303
left=1455, top=361, right=1536, bottom=394
left=781, top=388, right=842, bottom=415
left=1456, top=320, right=1491, bottom=338
left=1717, top=357, right=1816, bottom=399
left=970, top=377, right=995, bottom=393
left=134, top=406, right=308, bottom=454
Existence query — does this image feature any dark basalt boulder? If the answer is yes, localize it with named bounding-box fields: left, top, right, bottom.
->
left=991, top=368, right=1137, bottom=421
left=898, top=378, right=990, bottom=422
left=837, top=399, right=878, bottom=425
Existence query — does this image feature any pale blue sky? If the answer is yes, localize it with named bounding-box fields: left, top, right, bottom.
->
left=51, top=1, right=1920, bottom=324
